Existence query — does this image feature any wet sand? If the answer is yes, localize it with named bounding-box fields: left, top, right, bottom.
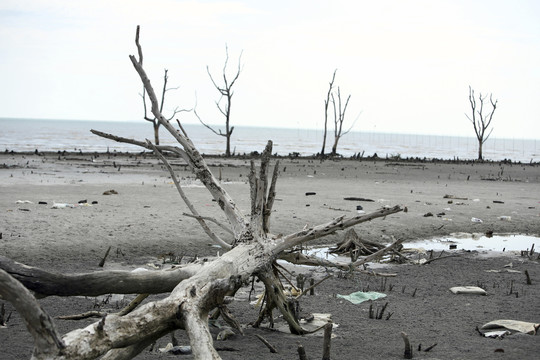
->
left=1, top=152, right=539, bottom=359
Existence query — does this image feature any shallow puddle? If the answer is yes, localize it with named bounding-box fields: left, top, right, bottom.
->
left=302, top=233, right=539, bottom=264
left=404, top=233, right=538, bottom=252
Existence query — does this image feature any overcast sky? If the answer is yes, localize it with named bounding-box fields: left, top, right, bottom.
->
left=1, top=0, right=539, bottom=139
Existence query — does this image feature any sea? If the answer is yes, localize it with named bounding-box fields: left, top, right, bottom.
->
left=1, top=118, right=538, bottom=162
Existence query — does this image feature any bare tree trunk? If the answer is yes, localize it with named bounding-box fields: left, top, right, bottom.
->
left=198, top=45, right=242, bottom=157
left=330, top=87, right=351, bottom=156
left=478, top=140, right=483, bottom=161
left=321, top=69, right=337, bottom=157
left=466, top=86, right=498, bottom=161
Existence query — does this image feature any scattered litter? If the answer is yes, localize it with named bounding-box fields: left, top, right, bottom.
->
left=498, top=216, right=511, bottom=221
left=15, top=200, right=33, bottom=204
left=274, top=313, right=336, bottom=335
left=485, top=269, right=521, bottom=274
left=483, top=330, right=511, bottom=338
left=337, top=291, right=386, bottom=304
left=38, top=201, right=47, bottom=205
left=158, top=343, right=192, bottom=355
left=423, top=212, right=434, bottom=217
left=51, top=202, right=76, bottom=209
left=493, top=200, right=505, bottom=204
left=473, top=199, right=480, bottom=202
left=344, top=197, right=375, bottom=202
left=305, top=192, right=316, bottom=196
left=449, top=286, right=486, bottom=295
left=444, top=195, right=468, bottom=200
left=471, top=217, right=483, bottom=223
left=481, top=320, right=540, bottom=335
left=103, top=189, right=118, bottom=195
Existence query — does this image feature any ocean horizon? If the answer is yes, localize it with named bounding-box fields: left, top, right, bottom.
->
left=1, top=117, right=538, bottom=162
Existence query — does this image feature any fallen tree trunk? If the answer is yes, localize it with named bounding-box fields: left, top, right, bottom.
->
left=0, top=255, right=201, bottom=297
left=0, top=26, right=405, bottom=360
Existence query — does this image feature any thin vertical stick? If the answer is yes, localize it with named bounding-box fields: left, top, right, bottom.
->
left=322, top=322, right=333, bottom=360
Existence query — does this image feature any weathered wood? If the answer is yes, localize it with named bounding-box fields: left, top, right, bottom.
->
left=255, top=334, right=277, bottom=353
left=0, top=255, right=200, bottom=297
left=322, top=322, right=333, bottom=360
left=297, top=344, right=308, bottom=360
left=401, top=331, right=413, bottom=359
left=98, top=246, right=112, bottom=267
left=0, top=269, right=64, bottom=358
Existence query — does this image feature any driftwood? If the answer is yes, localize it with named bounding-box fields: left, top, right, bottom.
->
left=0, top=26, right=404, bottom=360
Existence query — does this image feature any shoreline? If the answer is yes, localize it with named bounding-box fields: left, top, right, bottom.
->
left=3, top=149, right=539, bottom=165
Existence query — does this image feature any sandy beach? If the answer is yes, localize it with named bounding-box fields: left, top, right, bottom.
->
left=1, top=151, right=540, bottom=359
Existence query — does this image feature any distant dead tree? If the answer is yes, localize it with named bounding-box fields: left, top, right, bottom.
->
left=196, top=45, right=243, bottom=157
left=0, top=26, right=403, bottom=360
left=320, top=69, right=337, bottom=156
left=320, top=70, right=355, bottom=157
left=466, top=86, right=498, bottom=160
left=141, top=68, right=189, bottom=145
left=330, top=87, right=352, bottom=156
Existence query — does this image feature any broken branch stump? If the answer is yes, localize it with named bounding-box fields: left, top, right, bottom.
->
left=322, top=322, right=333, bottom=360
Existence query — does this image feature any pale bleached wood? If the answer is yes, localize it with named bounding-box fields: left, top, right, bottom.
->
left=0, top=269, right=64, bottom=358
left=0, top=255, right=200, bottom=297
left=274, top=205, right=403, bottom=253
left=148, top=141, right=232, bottom=250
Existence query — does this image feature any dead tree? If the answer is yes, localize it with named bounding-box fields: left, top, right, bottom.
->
left=0, top=26, right=403, bottom=360
left=330, top=86, right=352, bottom=156
left=320, top=69, right=337, bottom=157
left=466, top=85, right=498, bottom=160
left=196, top=45, right=243, bottom=157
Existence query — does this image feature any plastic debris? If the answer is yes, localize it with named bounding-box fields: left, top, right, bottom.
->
left=498, top=216, right=511, bottom=221
left=337, top=291, right=386, bottom=304
left=449, top=286, right=486, bottom=295
left=16, top=200, right=33, bottom=204
left=471, top=217, right=483, bottom=223
left=481, top=320, right=540, bottom=335
left=51, top=202, right=76, bottom=209
left=158, top=343, right=192, bottom=354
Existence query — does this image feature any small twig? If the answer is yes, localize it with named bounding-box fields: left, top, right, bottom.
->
left=296, top=275, right=332, bottom=299
left=98, top=246, right=112, bottom=267
left=57, top=311, right=106, bottom=320
left=255, top=334, right=277, bottom=353
left=182, top=213, right=234, bottom=235
left=117, top=293, right=149, bottom=316
left=422, top=254, right=460, bottom=265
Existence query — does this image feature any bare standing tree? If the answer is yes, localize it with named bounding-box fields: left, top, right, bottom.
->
left=0, top=26, right=404, bottom=360
left=330, top=86, right=352, bottom=156
left=196, top=45, right=243, bottom=157
left=466, top=85, right=498, bottom=160
left=320, top=69, right=337, bottom=157
left=141, top=69, right=183, bottom=145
